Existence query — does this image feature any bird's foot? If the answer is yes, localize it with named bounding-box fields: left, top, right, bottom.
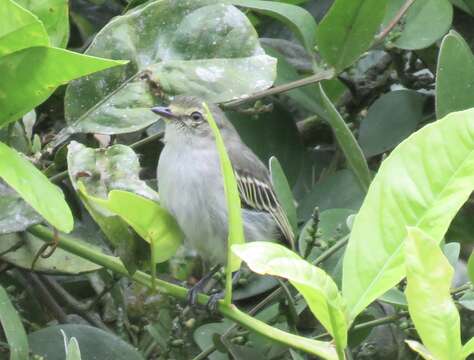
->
left=186, top=265, right=221, bottom=306
left=206, top=291, right=224, bottom=313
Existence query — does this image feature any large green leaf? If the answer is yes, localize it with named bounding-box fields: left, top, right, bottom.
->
left=16, top=0, right=69, bottom=47
left=81, top=189, right=183, bottom=264
left=204, top=103, right=245, bottom=276
left=0, top=0, right=49, bottom=57
left=232, top=242, right=348, bottom=357
left=436, top=31, right=474, bottom=119
left=29, top=324, right=144, bottom=360
left=385, top=0, right=452, bottom=50
left=316, top=0, right=389, bottom=71
left=405, top=227, right=462, bottom=360
left=358, top=90, right=427, bottom=157
left=63, top=0, right=276, bottom=136
left=0, top=141, right=73, bottom=232
left=230, top=0, right=317, bottom=53
left=0, top=47, right=127, bottom=128
left=342, top=108, right=474, bottom=322
left=0, top=285, right=29, bottom=360
left=67, top=141, right=159, bottom=270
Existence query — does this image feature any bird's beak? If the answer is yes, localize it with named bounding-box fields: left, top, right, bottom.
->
left=151, top=106, right=178, bottom=120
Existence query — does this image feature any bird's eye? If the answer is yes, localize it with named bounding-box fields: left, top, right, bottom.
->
left=190, top=111, right=203, bottom=122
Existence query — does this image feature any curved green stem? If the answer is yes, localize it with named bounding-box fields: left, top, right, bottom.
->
left=28, top=224, right=338, bottom=359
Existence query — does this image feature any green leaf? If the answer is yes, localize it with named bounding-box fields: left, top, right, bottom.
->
left=316, top=0, right=389, bottom=71
left=436, top=31, right=474, bottom=119
left=468, top=251, right=474, bottom=284
left=342, top=108, right=474, bottom=322
left=67, top=141, right=159, bottom=271
left=63, top=0, right=276, bottom=137
left=269, top=156, right=297, bottom=234
left=0, top=47, right=127, bottom=128
left=16, top=0, right=70, bottom=47
left=450, top=0, right=474, bottom=15
left=386, top=0, right=453, bottom=50
left=0, top=0, right=49, bottom=57
left=319, top=84, right=371, bottom=192
left=358, top=90, right=427, bottom=157
left=462, top=337, right=474, bottom=359
left=82, top=189, right=183, bottom=264
left=0, top=285, right=29, bottom=360
left=65, top=338, right=82, bottom=360
left=0, top=141, right=73, bottom=232
left=230, top=0, right=317, bottom=53
left=232, top=241, right=348, bottom=356
left=203, top=103, right=245, bottom=275
left=29, top=324, right=144, bottom=360
left=405, top=227, right=462, bottom=360
left=405, top=340, right=436, bottom=360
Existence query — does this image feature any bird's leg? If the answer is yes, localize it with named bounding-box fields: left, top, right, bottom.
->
left=187, top=264, right=221, bottom=306
left=206, top=270, right=241, bottom=312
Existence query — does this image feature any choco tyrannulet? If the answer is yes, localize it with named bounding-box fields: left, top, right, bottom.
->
left=152, top=96, right=294, bottom=303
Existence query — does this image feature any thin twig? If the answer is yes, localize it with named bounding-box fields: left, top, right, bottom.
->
left=313, top=311, right=409, bottom=340
left=374, top=0, right=416, bottom=44
left=21, top=270, right=68, bottom=323
left=222, top=69, right=335, bottom=108
left=41, top=275, right=111, bottom=332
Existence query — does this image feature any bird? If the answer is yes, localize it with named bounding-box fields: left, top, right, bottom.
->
left=151, top=96, right=294, bottom=306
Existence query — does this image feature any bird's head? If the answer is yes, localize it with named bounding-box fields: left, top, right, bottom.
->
left=151, top=96, right=235, bottom=142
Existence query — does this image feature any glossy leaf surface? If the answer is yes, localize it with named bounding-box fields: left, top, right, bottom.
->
left=64, top=0, right=276, bottom=136
left=233, top=242, right=348, bottom=353
left=343, top=108, right=474, bottom=321
left=83, top=190, right=183, bottom=264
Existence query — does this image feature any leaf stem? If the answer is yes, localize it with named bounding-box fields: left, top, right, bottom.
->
left=222, top=69, right=335, bottom=108
left=28, top=225, right=336, bottom=358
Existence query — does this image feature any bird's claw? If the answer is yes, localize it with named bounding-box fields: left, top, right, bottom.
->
left=206, top=291, right=224, bottom=313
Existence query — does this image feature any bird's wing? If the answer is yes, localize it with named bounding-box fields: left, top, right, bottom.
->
left=227, top=141, right=295, bottom=248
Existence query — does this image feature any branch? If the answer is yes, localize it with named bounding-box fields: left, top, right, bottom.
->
left=222, top=69, right=335, bottom=109
left=28, top=225, right=336, bottom=358
left=374, top=0, right=416, bottom=44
